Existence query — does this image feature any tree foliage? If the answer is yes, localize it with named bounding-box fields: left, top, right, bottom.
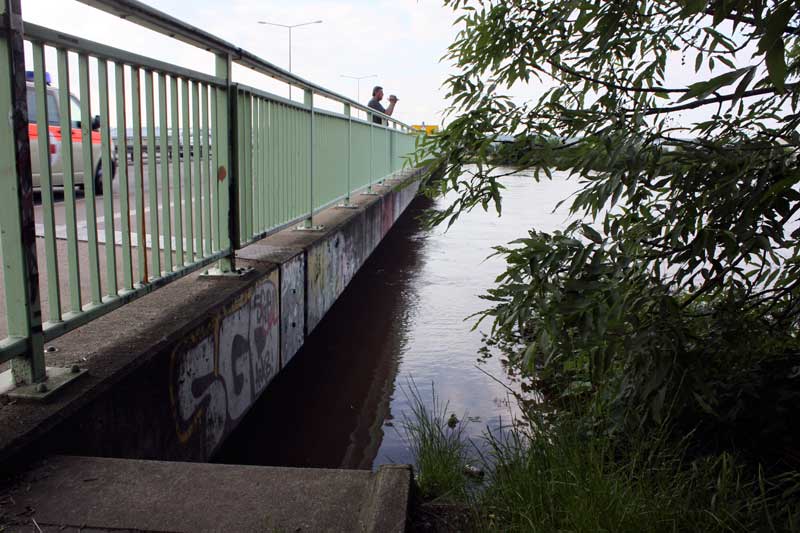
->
left=418, top=0, right=800, bottom=448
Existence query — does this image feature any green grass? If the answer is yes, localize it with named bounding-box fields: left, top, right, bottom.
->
left=476, top=417, right=798, bottom=532
left=401, top=386, right=800, bottom=532
left=401, top=381, right=471, bottom=502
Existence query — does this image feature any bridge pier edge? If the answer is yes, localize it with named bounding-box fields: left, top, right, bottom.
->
left=0, top=170, right=424, bottom=471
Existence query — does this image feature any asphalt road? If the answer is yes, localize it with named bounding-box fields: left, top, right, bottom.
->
left=0, top=157, right=218, bottom=338
left=33, top=156, right=216, bottom=249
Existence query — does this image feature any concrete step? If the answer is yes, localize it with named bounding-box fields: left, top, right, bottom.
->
left=0, top=456, right=412, bottom=532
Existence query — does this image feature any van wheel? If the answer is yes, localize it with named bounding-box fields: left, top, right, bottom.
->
left=94, top=162, right=104, bottom=195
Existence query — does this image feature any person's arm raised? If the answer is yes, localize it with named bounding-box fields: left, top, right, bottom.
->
left=385, top=95, right=398, bottom=117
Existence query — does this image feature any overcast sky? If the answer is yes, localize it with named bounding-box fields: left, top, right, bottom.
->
left=20, top=0, right=772, bottom=133
left=20, top=0, right=463, bottom=126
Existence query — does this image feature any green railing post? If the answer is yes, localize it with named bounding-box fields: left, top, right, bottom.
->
left=229, top=86, right=241, bottom=250
left=306, top=88, right=313, bottom=227
left=214, top=52, right=235, bottom=273
left=361, top=112, right=378, bottom=196
left=345, top=104, right=351, bottom=203
left=32, top=43, right=61, bottom=323
left=299, top=88, right=322, bottom=229
left=0, top=0, right=45, bottom=385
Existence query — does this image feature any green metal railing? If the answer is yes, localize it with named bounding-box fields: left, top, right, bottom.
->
left=0, top=0, right=420, bottom=391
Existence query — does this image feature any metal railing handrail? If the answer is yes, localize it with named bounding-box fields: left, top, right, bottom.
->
left=23, top=23, right=226, bottom=88
left=0, top=0, right=421, bottom=394
left=76, top=0, right=411, bottom=130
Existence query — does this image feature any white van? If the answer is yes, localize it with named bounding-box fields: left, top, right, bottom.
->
left=27, top=72, right=116, bottom=194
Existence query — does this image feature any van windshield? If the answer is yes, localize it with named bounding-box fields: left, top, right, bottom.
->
left=26, top=88, right=60, bottom=126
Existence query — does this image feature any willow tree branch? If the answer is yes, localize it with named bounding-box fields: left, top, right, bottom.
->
left=643, top=83, right=798, bottom=115
left=552, top=61, right=689, bottom=94
left=704, top=8, right=800, bottom=36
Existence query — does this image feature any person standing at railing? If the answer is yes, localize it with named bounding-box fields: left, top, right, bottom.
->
left=367, top=86, right=397, bottom=125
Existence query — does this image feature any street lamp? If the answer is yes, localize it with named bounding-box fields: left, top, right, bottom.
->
left=258, top=19, right=322, bottom=74
left=340, top=74, right=377, bottom=104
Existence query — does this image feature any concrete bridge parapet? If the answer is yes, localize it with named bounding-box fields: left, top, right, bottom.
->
left=0, top=171, right=423, bottom=467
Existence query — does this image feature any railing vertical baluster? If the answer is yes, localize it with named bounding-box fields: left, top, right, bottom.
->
left=235, top=90, right=245, bottom=244
left=145, top=70, right=161, bottom=277
left=277, top=104, right=284, bottom=224
left=286, top=104, right=292, bottom=223
left=298, top=106, right=304, bottom=218
left=202, top=83, right=212, bottom=255
left=131, top=66, right=148, bottom=284
left=255, top=97, right=262, bottom=235
left=283, top=104, right=289, bottom=222
left=79, top=54, right=102, bottom=305
left=290, top=105, right=296, bottom=220
left=211, top=85, right=220, bottom=254
left=171, top=76, right=183, bottom=268
left=56, top=48, right=82, bottom=315
left=268, top=101, right=276, bottom=229
left=255, top=97, right=262, bottom=233
left=262, top=98, right=268, bottom=228
left=192, top=81, right=202, bottom=258
left=251, top=96, right=258, bottom=236
left=114, top=62, right=133, bottom=292
left=290, top=105, right=295, bottom=221
left=158, top=73, right=172, bottom=273
left=97, top=58, right=117, bottom=297
left=268, top=101, right=275, bottom=229
left=386, top=128, right=390, bottom=176
left=261, top=98, right=268, bottom=230
left=288, top=105, right=293, bottom=220
left=369, top=116, right=374, bottom=192
left=299, top=106, right=305, bottom=218
left=181, top=78, right=193, bottom=263
left=32, top=43, right=61, bottom=323
left=243, top=92, right=253, bottom=241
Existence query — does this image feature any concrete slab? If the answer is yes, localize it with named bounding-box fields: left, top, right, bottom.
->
left=0, top=456, right=411, bottom=533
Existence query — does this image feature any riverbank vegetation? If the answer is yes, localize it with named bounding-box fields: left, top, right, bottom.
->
left=411, top=0, right=800, bottom=530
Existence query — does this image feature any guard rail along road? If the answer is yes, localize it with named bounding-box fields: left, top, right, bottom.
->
left=0, top=0, right=420, bottom=398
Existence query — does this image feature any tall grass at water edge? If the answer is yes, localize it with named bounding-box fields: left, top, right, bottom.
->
left=401, top=381, right=471, bottom=502
left=401, top=383, right=800, bottom=532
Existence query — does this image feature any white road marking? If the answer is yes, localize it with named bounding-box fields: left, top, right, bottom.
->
left=35, top=222, right=211, bottom=251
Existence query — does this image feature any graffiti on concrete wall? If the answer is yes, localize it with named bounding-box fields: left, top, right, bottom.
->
left=281, top=253, right=305, bottom=366
left=167, top=180, right=419, bottom=455
left=306, top=221, right=365, bottom=333
left=170, top=272, right=280, bottom=454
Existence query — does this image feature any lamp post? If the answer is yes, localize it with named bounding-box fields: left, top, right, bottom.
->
left=258, top=19, right=322, bottom=98
left=340, top=74, right=377, bottom=104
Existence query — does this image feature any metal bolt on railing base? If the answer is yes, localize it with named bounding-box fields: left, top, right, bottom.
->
left=0, top=365, right=87, bottom=401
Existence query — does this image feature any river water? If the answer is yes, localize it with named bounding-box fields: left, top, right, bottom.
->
left=216, top=168, right=579, bottom=469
